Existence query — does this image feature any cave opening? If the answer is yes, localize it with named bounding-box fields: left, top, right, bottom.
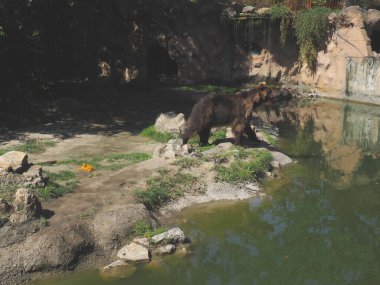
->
left=147, top=44, right=178, bottom=80
left=370, top=21, right=380, bottom=53
left=371, top=30, right=380, bottom=53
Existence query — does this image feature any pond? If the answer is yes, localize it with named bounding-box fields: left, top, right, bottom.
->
left=34, top=98, right=380, bottom=285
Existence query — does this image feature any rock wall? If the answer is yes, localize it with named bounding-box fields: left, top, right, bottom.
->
left=297, top=7, right=380, bottom=103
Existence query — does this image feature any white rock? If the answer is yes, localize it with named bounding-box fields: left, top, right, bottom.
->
left=155, top=112, right=186, bottom=134
left=117, top=242, right=150, bottom=263
left=0, top=151, right=28, bottom=173
left=133, top=237, right=150, bottom=248
left=151, top=228, right=185, bottom=245
left=155, top=244, right=176, bottom=255
left=242, top=6, right=256, bottom=13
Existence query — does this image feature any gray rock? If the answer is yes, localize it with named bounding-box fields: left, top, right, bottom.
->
left=153, top=139, right=194, bottom=159
left=242, top=6, right=256, bottom=13
left=23, top=165, right=47, bottom=187
left=0, top=199, right=12, bottom=215
left=270, top=151, right=292, bottom=167
left=151, top=227, right=185, bottom=245
left=117, top=242, right=150, bottom=263
left=154, top=244, right=176, bottom=255
left=154, top=112, right=186, bottom=134
left=0, top=151, right=28, bottom=173
left=9, top=188, right=42, bottom=224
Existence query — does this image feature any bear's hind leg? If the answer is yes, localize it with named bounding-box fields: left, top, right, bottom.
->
left=244, top=124, right=260, bottom=142
left=198, top=128, right=211, bottom=146
left=232, top=123, right=244, bottom=146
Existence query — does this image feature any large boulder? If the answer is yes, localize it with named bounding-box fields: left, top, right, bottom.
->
left=91, top=204, right=151, bottom=252
left=0, top=151, right=28, bottom=173
left=9, top=188, right=42, bottom=224
left=154, top=112, right=186, bottom=134
left=116, top=242, right=150, bottom=263
left=151, top=228, right=185, bottom=245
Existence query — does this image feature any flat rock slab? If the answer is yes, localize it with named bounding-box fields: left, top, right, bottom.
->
left=99, top=260, right=137, bottom=279
left=270, top=151, right=292, bottom=167
left=117, top=242, right=150, bottom=263
left=151, top=228, right=185, bottom=245
left=0, top=151, right=28, bottom=173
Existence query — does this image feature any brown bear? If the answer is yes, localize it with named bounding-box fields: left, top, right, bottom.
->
left=182, top=82, right=275, bottom=146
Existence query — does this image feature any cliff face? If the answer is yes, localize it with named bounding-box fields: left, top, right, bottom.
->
left=297, top=7, right=380, bottom=103
left=125, top=3, right=380, bottom=104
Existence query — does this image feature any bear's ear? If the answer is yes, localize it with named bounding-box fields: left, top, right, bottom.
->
left=257, top=82, right=267, bottom=89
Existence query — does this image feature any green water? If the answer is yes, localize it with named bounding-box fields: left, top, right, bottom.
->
left=35, top=99, right=380, bottom=285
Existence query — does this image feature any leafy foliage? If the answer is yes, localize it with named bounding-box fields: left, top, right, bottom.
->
left=269, top=5, right=335, bottom=69
left=294, top=7, right=333, bottom=70
left=269, top=5, right=293, bottom=47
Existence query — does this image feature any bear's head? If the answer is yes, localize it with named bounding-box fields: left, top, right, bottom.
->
left=256, top=82, right=274, bottom=103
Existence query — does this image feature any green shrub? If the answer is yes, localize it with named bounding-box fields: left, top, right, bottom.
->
left=294, top=7, right=333, bottom=69
left=215, top=149, right=272, bottom=182
left=269, top=5, right=294, bottom=47
left=133, top=220, right=168, bottom=238
left=135, top=171, right=197, bottom=210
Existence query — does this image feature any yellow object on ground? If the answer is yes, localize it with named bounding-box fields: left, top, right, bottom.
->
left=79, top=164, right=95, bottom=172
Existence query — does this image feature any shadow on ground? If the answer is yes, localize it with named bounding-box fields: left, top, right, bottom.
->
left=0, top=84, right=198, bottom=144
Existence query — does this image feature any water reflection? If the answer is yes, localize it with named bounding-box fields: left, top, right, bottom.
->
left=255, top=99, right=380, bottom=189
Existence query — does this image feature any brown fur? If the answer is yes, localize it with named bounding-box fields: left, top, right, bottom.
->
left=182, top=82, right=274, bottom=146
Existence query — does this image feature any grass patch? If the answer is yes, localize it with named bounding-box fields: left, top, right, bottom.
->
left=172, top=157, right=202, bottom=169
left=37, top=170, right=78, bottom=200
left=261, top=130, right=278, bottom=146
left=0, top=139, right=56, bottom=155
left=0, top=170, right=79, bottom=201
left=215, top=148, right=272, bottom=183
left=135, top=170, right=197, bottom=210
left=133, top=220, right=169, bottom=238
left=189, top=128, right=227, bottom=152
left=58, top=152, right=151, bottom=171
left=140, top=125, right=175, bottom=143
left=177, top=85, right=238, bottom=94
